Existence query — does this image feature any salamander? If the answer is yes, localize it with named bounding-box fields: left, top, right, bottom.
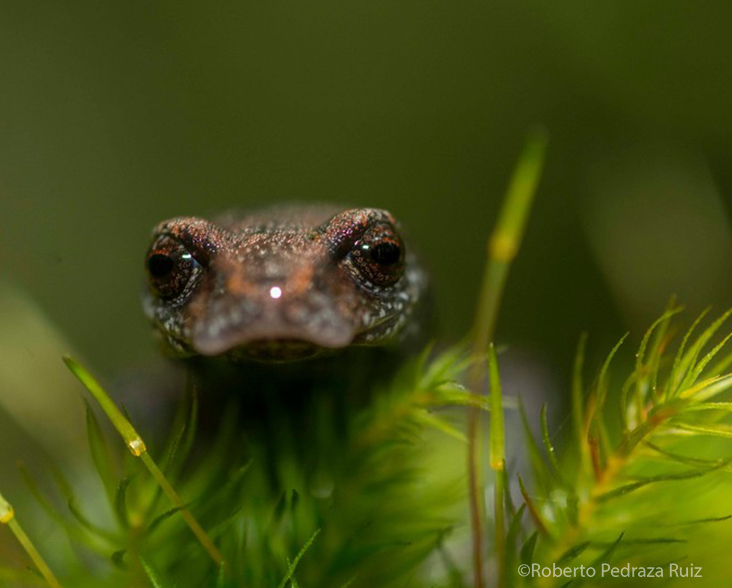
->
left=141, top=205, right=428, bottom=363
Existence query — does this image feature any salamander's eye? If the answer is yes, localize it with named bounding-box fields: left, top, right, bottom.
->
left=351, top=223, right=405, bottom=287
left=369, top=241, right=402, bottom=266
left=148, top=254, right=175, bottom=278
left=146, top=237, right=201, bottom=300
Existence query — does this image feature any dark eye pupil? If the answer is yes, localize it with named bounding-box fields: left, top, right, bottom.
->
left=370, top=242, right=401, bottom=266
left=148, top=254, right=175, bottom=278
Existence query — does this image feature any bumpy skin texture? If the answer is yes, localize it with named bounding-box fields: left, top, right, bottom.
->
left=142, top=205, right=427, bottom=362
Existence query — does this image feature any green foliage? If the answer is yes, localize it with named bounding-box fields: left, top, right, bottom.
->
left=513, top=305, right=732, bottom=587
left=2, top=308, right=732, bottom=587
left=5, top=346, right=489, bottom=588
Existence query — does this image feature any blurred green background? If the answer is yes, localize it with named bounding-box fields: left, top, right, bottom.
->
left=3, top=2, right=732, bottom=584
left=2, top=1, right=732, bottom=392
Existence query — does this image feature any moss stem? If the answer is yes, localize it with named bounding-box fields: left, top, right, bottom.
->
left=467, top=129, right=547, bottom=588
left=63, top=356, right=225, bottom=567
left=0, top=490, right=64, bottom=588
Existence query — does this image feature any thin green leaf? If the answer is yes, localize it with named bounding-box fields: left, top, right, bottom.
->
left=207, top=504, right=247, bottom=540
left=276, top=528, right=321, bottom=588
left=646, top=300, right=681, bottom=397
left=596, top=479, right=646, bottom=502
left=146, top=504, right=190, bottom=535
left=416, top=410, right=467, bottom=443
left=48, top=463, right=74, bottom=503
left=506, top=504, right=526, bottom=551
left=488, top=344, right=505, bottom=469
left=557, top=541, right=590, bottom=564
left=675, top=309, right=732, bottom=395
left=431, top=385, right=492, bottom=411
left=571, top=333, right=590, bottom=473
left=175, top=384, right=199, bottom=472
left=595, top=537, right=685, bottom=546
left=145, top=409, right=191, bottom=521
left=635, top=306, right=682, bottom=396
left=338, top=576, right=358, bottom=588
left=18, top=462, right=101, bottom=550
left=139, top=556, right=173, bottom=588
left=596, top=459, right=732, bottom=502
left=540, top=404, right=563, bottom=484
left=687, top=331, right=732, bottom=387
left=68, top=355, right=224, bottom=566
left=215, top=563, right=227, bottom=588
left=0, top=489, right=64, bottom=588
left=502, top=466, right=516, bottom=518
left=505, top=505, right=526, bottom=586
left=84, top=400, right=118, bottom=501
left=593, top=333, right=629, bottom=419
left=680, top=374, right=732, bottom=402
left=419, top=346, right=471, bottom=391
left=703, top=347, right=732, bottom=380
left=286, top=559, right=300, bottom=588
left=520, top=532, right=539, bottom=566
left=114, top=477, right=132, bottom=530
left=518, top=398, right=550, bottom=495
left=643, top=441, right=726, bottom=467
left=591, top=532, right=624, bottom=567
left=197, top=459, right=254, bottom=517
left=517, top=475, right=550, bottom=538
left=619, top=372, right=637, bottom=434
left=160, top=412, right=187, bottom=476
left=669, top=308, right=711, bottom=395
left=676, top=402, right=732, bottom=413
left=64, top=356, right=146, bottom=456
left=674, top=423, right=732, bottom=439
left=67, top=498, right=116, bottom=541
left=588, top=409, right=613, bottom=478
left=673, top=514, right=732, bottom=526
left=617, top=404, right=677, bottom=458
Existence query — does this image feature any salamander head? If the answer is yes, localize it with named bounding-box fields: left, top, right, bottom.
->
left=141, top=205, right=427, bottom=362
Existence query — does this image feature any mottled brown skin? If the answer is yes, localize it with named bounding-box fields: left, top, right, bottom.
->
left=142, top=205, right=427, bottom=363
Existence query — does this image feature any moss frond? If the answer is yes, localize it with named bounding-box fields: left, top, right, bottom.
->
left=515, top=307, right=732, bottom=587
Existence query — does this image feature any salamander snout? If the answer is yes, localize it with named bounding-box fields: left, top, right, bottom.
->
left=188, top=261, right=361, bottom=360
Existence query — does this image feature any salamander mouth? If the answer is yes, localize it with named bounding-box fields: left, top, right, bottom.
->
left=227, top=339, right=331, bottom=363
left=192, top=308, right=358, bottom=360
